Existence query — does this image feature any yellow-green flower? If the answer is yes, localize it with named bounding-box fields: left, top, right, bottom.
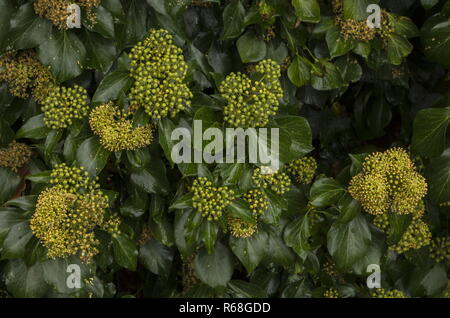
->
left=252, top=166, right=291, bottom=195
left=323, top=288, right=339, bottom=298
left=42, top=85, right=90, bottom=129
left=227, top=216, right=257, bottom=238
left=372, top=288, right=406, bottom=298
left=89, top=103, right=153, bottom=152
left=0, top=50, right=54, bottom=102
left=286, top=156, right=317, bottom=184
left=0, top=141, right=32, bottom=172
left=390, top=218, right=432, bottom=254
left=191, top=177, right=235, bottom=221
left=31, top=164, right=119, bottom=263
left=129, top=29, right=192, bottom=119
left=243, top=189, right=269, bottom=216
left=220, top=59, right=283, bottom=128
left=349, top=148, right=427, bottom=216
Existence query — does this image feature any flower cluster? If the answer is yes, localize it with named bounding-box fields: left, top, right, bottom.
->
left=323, top=288, right=339, bottom=298
left=372, top=289, right=406, bottom=298
left=349, top=148, right=427, bottom=215
left=0, top=141, right=32, bottom=172
left=227, top=217, right=257, bottom=238
left=390, top=219, right=432, bottom=254
left=220, top=59, right=283, bottom=128
left=42, top=85, right=90, bottom=129
left=286, top=157, right=317, bottom=184
left=332, top=0, right=394, bottom=42
left=34, top=0, right=100, bottom=30
left=30, top=164, right=120, bottom=263
left=429, top=237, right=450, bottom=263
left=129, top=29, right=192, bottom=119
left=0, top=50, right=54, bottom=103
left=89, top=103, right=153, bottom=152
left=191, top=177, right=235, bottom=221
left=243, top=189, right=269, bottom=216
left=252, top=166, right=291, bottom=195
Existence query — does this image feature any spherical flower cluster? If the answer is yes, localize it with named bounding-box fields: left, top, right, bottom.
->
left=89, top=103, right=153, bottom=152
left=323, top=288, right=339, bottom=298
left=30, top=164, right=119, bottom=263
left=372, top=289, right=406, bottom=298
left=220, top=59, right=283, bottom=128
left=390, top=219, right=432, bottom=254
left=429, top=237, right=450, bottom=263
left=243, top=189, right=269, bottom=216
left=0, top=50, right=54, bottom=102
left=42, top=85, right=89, bottom=129
left=49, top=163, right=99, bottom=194
left=0, top=141, right=32, bottom=172
left=191, top=177, right=235, bottom=221
left=286, top=157, right=317, bottom=184
left=349, top=148, right=427, bottom=216
left=227, top=217, right=257, bottom=238
left=34, top=0, right=100, bottom=30
left=252, top=166, right=291, bottom=195
left=129, top=29, right=192, bottom=119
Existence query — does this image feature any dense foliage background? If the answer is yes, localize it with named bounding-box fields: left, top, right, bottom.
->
left=0, top=0, right=449, bottom=298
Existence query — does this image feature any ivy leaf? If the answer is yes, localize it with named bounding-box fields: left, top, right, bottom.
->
left=237, top=31, right=267, bottom=63
left=292, top=0, right=321, bottom=23
left=310, top=177, right=345, bottom=208
left=288, top=56, right=311, bottom=87
left=229, top=230, right=268, bottom=274
left=228, top=280, right=267, bottom=298
left=75, top=136, right=111, bottom=177
left=335, top=55, right=362, bottom=83
left=283, top=216, right=311, bottom=255
left=139, top=239, right=174, bottom=278
left=0, top=168, right=21, bottom=205
left=79, top=29, right=117, bottom=72
left=327, top=215, right=371, bottom=272
left=129, top=159, right=170, bottom=195
left=326, top=25, right=356, bottom=58
left=1, top=221, right=33, bottom=260
left=425, top=148, right=450, bottom=204
left=194, top=242, right=234, bottom=288
left=311, top=60, right=345, bottom=90
left=386, top=33, right=413, bottom=66
left=4, top=260, right=49, bottom=297
left=92, top=69, right=133, bottom=105
left=411, top=107, right=450, bottom=158
left=421, top=12, right=450, bottom=68
left=407, top=263, right=448, bottom=297
left=15, top=114, right=51, bottom=140
left=222, top=0, right=245, bottom=39
left=0, top=0, right=13, bottom=52
left=7, top=3, right=51, bottom=51
left=112, top=234, right=138, bottom=271
left=38, top=30, right=87, bottom=83
left=0, top=118, right=15, bottom=147
left=200, top=221, right=219, bottom=254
